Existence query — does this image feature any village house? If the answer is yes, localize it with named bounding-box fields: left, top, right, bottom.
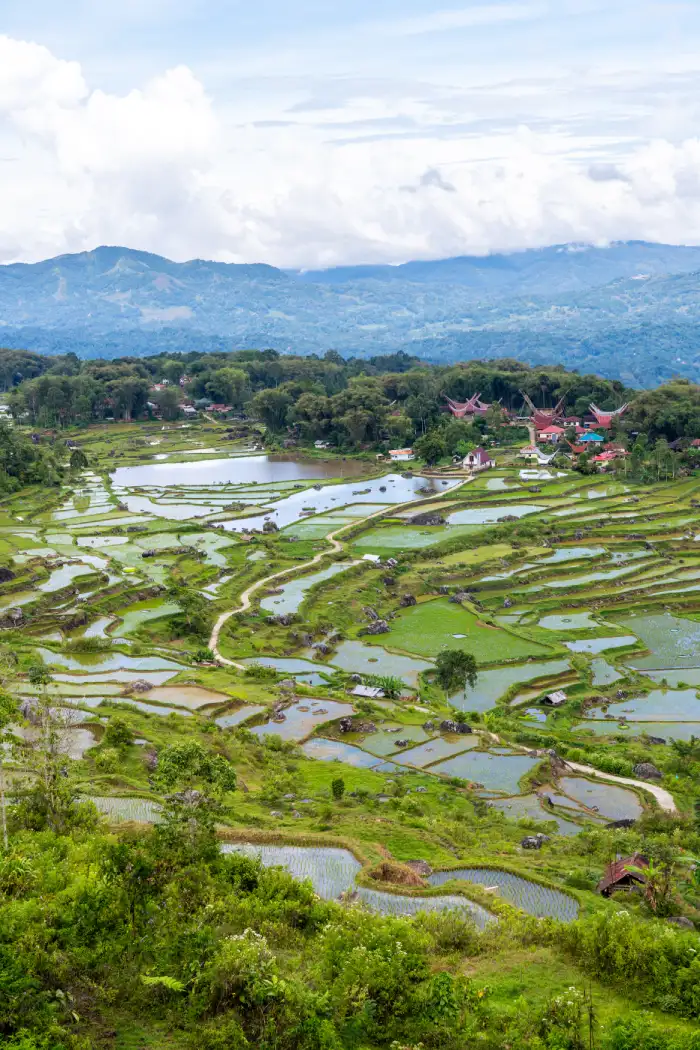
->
left=314, top=440, right=330, bottom=449
left=537, top=425, right=565, bottom=444
left=597, top=854, right=648, bottom=897
left=389, top=448, right=415, bottom=462
left=463, top=447, right=494, bottom=473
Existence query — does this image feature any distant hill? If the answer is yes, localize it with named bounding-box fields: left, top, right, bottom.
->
left=2, top=241, right=700, bottom=386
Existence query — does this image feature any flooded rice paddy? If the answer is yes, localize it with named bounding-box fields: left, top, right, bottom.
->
left=220, top=843, right=495, bottom=927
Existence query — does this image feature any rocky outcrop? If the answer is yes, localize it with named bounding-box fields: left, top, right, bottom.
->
left=399, top=594, right=417, bottom=607
left=131, top=679, right=154, bottom=693
left=338, top=717, right=378, bottom=734
left=262, top=520, right=279, bottom=533
left=633, top=762, right=663, bottom=780
left=440, top=720, right=472, bottom=734
left=409, top=512, right=445, bottom=526
left=521, top=834, right=550, bottom=850
left=361, top=620, right=390, bottom=636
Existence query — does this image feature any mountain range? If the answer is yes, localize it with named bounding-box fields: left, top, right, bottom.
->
left=2, top=241, right=700, bottom=386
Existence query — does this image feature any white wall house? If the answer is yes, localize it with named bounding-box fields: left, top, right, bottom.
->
left=463, top=447, right=494, bottom=472
left=389, top=448, right=415, bottom=461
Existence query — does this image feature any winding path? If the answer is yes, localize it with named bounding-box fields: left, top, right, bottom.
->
left=209, top=476, right=471, bottom=668
left=565, top=761, right=678, bottom=813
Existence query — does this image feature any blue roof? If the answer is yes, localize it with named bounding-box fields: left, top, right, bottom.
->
left=579, top=432, right=604, bottom=442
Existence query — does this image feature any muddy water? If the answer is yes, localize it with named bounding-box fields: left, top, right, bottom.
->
left=112, top=455, right=370, bottom=487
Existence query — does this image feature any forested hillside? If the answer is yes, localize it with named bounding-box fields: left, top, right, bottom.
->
left=3, top=243, right=700, bottom=384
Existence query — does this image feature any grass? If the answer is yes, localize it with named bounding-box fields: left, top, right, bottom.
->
left=376, top=598, right=552, bottom=662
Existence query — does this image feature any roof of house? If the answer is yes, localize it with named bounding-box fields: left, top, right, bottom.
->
left=351, top=685, right=385, bottom=699
left=692, top=439, right=700, bottom=448
left=466, top=446, right=493, bottom=464
left=579, top=432, right=604, bottom=442
left=597, top=853, right=648, bottom=894
left=543, top=690, right=567, bottom=706
left=538, top=425, right=565, bottom=435
left=389, top=448, right=414, bottom=455
left=594, top=451, right=619, bottom=462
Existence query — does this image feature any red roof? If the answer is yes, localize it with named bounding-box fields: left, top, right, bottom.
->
left=538, top=425, right=565, bottom=436
left=598, top=854, right=648, bottom=894
left=692, top=439, right=700, bottom=448
left=594, top=451, right=618, bottom=462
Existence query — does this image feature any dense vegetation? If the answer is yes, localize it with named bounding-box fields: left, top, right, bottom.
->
left=3, top=350, right=700, bottom=1047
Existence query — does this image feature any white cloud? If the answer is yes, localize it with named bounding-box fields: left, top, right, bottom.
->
left=4, top=32, right=700, bottom=267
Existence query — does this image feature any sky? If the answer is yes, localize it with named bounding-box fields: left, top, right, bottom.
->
left=3, top=0, right=700, bottom=267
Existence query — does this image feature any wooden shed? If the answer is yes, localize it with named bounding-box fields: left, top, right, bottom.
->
left=597, top=854, right=648, bottom=897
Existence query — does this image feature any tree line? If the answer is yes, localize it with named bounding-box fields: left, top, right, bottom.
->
left=4, top=345, right=700, bottom=447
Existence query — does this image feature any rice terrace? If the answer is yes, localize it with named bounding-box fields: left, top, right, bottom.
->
left=3, top=348, right=700, bottom=1048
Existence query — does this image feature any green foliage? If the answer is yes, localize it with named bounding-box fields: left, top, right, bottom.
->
left=434, top=649, right=478, bottom=693
left=331, top=777, right=345, bottom=801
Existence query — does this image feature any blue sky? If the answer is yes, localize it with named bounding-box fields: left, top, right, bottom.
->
left=2, top=1, right=700, bottom=266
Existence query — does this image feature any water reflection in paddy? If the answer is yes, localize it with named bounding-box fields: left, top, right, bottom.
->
left=447, top=505, right=544, bottom=526
left=538, top=612, right=599, bottom=631
left=302, top=737, right=399, bottom=771
left=489, top=794, right=583, bottom=836
left=221, top=843, right=494, bottom=927
left=565, top=636, right=637, bottom=654
left=586, top=689, right=700, bottom=722
left=251, top=698, right=355, bottom=741
left=215, top=705, right=266, bottom=728
left=260, top=562, right=355, bottom=615
left=591, top=658, right=623, bottom=686
left=576, top=720, right=700, bottom=741
left=394, top=735, right=480, bottom=767
left=428, top=868, right=578, bottom=920
left=557, top=777, right=643, bottom=821
left=431, top=751, right=539, bottom=793
left=330, top=640, right=431, bottom=686
left=112, top=455, right=369, bottom=488
left=616, top=612, right=700, bottom=669
left=451, top=659, right=571, bottom=712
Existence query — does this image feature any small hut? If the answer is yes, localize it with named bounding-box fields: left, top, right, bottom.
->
left=597, top=854, right=648, bottom=897
left=542, top=690, right=567, bottom=707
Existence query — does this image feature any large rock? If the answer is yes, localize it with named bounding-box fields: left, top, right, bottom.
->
left=605, top=818, right=637, bottom=829
left=633, top=762, right=663, bottom=780
left=409, top=512, right=445, bottom=526
left=667, top=916, right=695, bottom=930
left=521, top=834, right=550, bottom=850
left=440, top=720, right=472, bottom=734
left=399, top=594, right=417, bottom=607
left=362, top=619, right=389, bottom=635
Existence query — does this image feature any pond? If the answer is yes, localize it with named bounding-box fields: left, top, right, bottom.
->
left=54, top=670, right=178, bottom=686
left=34, top=648, right=183, bottom=673
left=330, top=640, right=432, bottom=686
left=452, top=659, right=571, bottom=712
left=141, top=686, right=231, bottom=710
left=446, top=505, right=544, bottom=526
left=615, top=612, right=700, bottom=669
left=220, top=843, right=495, bottom=927
left=241, top=656, right=331, bottom=676
left=116, top=601, right=180, bottom=635
left=565, top=636, right=637, bottom=655
left=538, top=612, right=599, bottom=631
left=224, top=474, right=457, bottom=533
left=556, top=777, right=643, bottom=821
left=358, top=723, right=431, bottom=757
left=301, top=737, right=399, bottom=771
left=586, top=689, right=700, bottom=722
left=488, top=794, right=583, bottom=836
left=112, top=455, right=370, bottom=488
left=260, top=562, right=356, bottom=615
left=214, top=704, right=267, bottom=728
left=391, top=735, right=480, bottom=768
left=428, top=868, right=579, bottom=921
left=250, top=698, right=355, bottom=742
left=590, top=658, right=623, bottom=686
left=430, top=751, right=540, bottom=793
left=576, top=721, right=700, bottom=742
left=540, top=547, right=606, bottom=564
left=643, top=668, right=700, bottom=687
